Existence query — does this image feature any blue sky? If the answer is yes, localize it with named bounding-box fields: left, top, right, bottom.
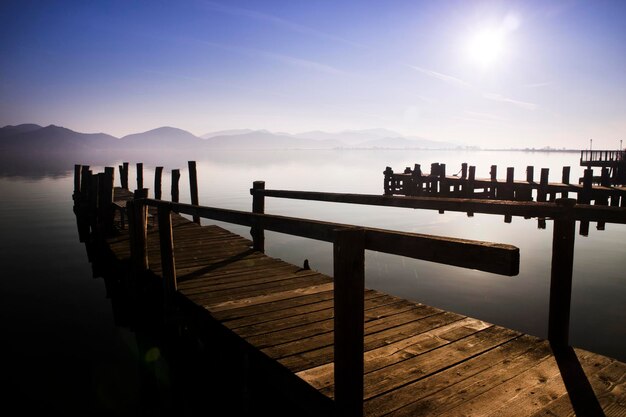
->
left=1, top=0, right=624, bottom=148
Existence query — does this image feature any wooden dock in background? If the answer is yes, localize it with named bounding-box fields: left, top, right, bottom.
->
left=73, top=162, right=626, bottom=417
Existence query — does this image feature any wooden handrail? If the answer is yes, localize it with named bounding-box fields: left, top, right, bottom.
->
left=251, top=188, right=626, bottom=224
left=141, top=198, right=519, bottom=276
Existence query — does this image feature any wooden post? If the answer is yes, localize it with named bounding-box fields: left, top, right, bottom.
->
left=171, top=169, right=180, bottom=203
left=188, top=161, right=200, bottom=224
left=467, top=166, right=476, bottom=202
left=411, top=164, right=422, bottom=196
left=73, top=165, right=81, bottom=201
left=561, top=166, right=570, bottom=198
left=439, top=163, right=447, bottom=196
left=538, top=168, right=549, bottom=202
left=461, top=163, right=468, bottom=179
left=526, top=166, right=534, bottom=183
left=334, top=227, right=365, bottom=417
left=503, top=167, right=514, bottom=200
left=128, top=199, right=148, bottom=274
left=383, top=167, right=393, bottom=195
left=136, top=163, right=143, bottom=190
left=80, top=165, right=91, bottom=205
left=122, top=162, right=129, bottom=189
left=89, top=174, right=99, bottom=216
left=102, top=167, right=115, bottom=233
left=548, top=198, right=576, bottom=347
left=579, top=169, right=593, bottom=204
left=562, top=166, right=570, bottom=184
left=251, top=181, right=265, bottom=252
left=157, top=202, right=177, bottom=307
left=490, top=165, right=497, bottom=198
left=155, top=166, right=163, bottom=200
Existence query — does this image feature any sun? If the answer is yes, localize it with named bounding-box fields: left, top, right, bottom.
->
left=467, top=28, right=505, bottom=68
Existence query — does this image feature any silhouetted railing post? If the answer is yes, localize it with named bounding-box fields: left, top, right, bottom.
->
left=171, top=169, right=180, bottom=203
left=155, top=166, right=163, bottom=200
left=188, top=161, right=200, bottom=224
left=136, top=163, right=143, bottom=190
left=122, top=162, right=129, bottom=189
left=157, top=202, right=177, bottom=308
left=334, top=227, right=365, bottom=417
left=548, top=198, right=576, bottom=347
left=538, top=168, right=549, bottom=202
left=383, top=167, right=393, bottom=195
left=128, top=198, right=148, bottom=275
left=101, top=167, right=115, bottom=234
left=251, top=181, right=265, bottom=252
left=80, top=165, right=91, bottom=206
left=73, top=164, right=81, bottom=201
left=489, top=165, right=497, bottom=198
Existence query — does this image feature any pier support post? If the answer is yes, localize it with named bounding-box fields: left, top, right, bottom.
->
left=101, top=167, right=115, bottom=234
left=251, top=181, right=265, bottom=252
left=383, top=167, right=394, bottom=195
left=171, top=169, right=180, bottom=203
left=128, top=199, right=148, bottom=275
left=136, top=163, right=143, bottom=190
left=334, top=227, right=365, bottom=417
left=73, top=164, right=82, bottom=202
left=490, top=165, right=497, bottom=198
left=538, top=168, right=549, bottom=202
left=548, top=198, right=576, bottom=347
left=155, top=166, right=163, bottom=200
left=122, top=162, right=129, bottom=189
left=157, top=202, right=177, bottom=309
left=188, top=161, right=200, bottom=224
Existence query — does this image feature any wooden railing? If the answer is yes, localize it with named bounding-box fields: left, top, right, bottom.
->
left=580, top=150, right=625, bottom=163
left=125, top=195, right=519, bottom=417
left=250, top=185, right=626, bottom=348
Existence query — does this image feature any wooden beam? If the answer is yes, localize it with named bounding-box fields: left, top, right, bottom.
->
left=253, top=189, right=626, bottom=224
left=145, top=199, right=520, bottom=275
left=333, top=227, right=365, bottom=417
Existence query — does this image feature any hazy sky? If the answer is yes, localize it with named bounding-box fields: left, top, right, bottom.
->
left=1, top=0, right=625, bottom=148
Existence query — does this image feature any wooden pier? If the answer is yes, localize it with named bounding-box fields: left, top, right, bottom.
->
left=73, top=162, right=626, bottom=417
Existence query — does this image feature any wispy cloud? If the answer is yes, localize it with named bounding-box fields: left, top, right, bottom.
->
left=408, top=65, right=537, bottom=110
left=198, top=39, right=345, bottom=75
left=202, top=1, right=363, bottom=48
left=408, top=65, right=473, bottom=89
left=481, top=93, right=537, bottom=110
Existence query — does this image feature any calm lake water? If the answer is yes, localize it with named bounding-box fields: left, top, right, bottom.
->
left=2, top=149, right=624, bottom=414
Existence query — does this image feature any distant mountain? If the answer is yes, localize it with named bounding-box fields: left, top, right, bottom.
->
left=205, top=131, right=341, bottom=149
left=0, top=123, right=459, bottom=152
left=0, top=124, right=118, bottom=152
left=201, top=129, right=256, bottom=139
left=355, top=136, right=458, bottom=149
left=120, top=126, right=202, bottom=149
left=295, top=128, right=405, bottom=145
left=0, top=123, right=43, bottom=139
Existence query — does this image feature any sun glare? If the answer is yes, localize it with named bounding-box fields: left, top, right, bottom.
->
left=467, top=28, right=505, bottom=68
left=466, top=14, right=520, bottom=69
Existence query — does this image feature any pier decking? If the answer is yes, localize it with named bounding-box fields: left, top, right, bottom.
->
left=74, top=163, right=626, bottom=417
